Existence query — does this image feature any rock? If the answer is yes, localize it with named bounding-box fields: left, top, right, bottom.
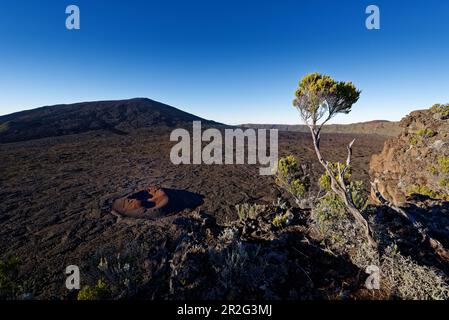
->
left=112, top=186, right=169, bottom=218
left=370, top=105, right=449, bottom=206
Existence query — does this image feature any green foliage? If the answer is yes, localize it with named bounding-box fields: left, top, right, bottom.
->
left=348, top=181, right=368, bottom=212
left=410, top=135, right=420, bottom=146
left=313, top=193, right=347, bottom=232
left=291, top=179, right=306, bottom=197
left=416, top=128, right=437, bottom=138
left=272, top=211, right=294, bottom=228
left=293, top=73, right=361, bottom=123
left=0, top=256, right=20, bottom=297
left=439, top=178, right=449, bottom=188
left=438, top=156, right=449, bottom=174
left=408, top=185, right=449, bottom=201
left=430, top=103, right=449, bottom=119
left=410, top=128, right=437, bottom=146
left=275, top=155, right=310, bottom=198
left=77, top=279, right=107, bottom=300
left=318, top=162, right=351, bottom=191
left=427, top=165, right=438, bottom=175
left=313, top=178, right=367, bottom=234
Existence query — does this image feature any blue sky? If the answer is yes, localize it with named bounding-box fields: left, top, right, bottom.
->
left=0, top=0, right=448, bottom=124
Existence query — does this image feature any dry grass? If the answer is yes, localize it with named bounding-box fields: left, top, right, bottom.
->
left=381, top=245, right=449, bottom=300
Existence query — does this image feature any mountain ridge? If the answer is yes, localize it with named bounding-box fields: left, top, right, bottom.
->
left=0, top=98, right=219, bottom=143
left=241, top=120, right=401, bottom=136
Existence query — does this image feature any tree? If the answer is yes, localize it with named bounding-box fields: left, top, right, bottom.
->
left=293, top=72, right=376, bottom=247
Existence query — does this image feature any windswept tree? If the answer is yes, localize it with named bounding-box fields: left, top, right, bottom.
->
left=293, top=72, right=376, bottom=247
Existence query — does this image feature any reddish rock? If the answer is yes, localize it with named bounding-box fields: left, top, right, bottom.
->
left=370, top=106, right=449, bottom=206
left=112, top=186, right=169, bottom=218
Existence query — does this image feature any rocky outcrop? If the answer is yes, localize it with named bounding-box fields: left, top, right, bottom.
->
left=370, top=104, right=449, bottom=206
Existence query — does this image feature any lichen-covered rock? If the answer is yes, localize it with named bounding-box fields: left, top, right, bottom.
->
left=370, top=104, right=449, bottom=206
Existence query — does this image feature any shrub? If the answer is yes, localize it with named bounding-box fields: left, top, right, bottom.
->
left=275, top=155, right=313, bottom=208
left=430, top=103, right=449, bottom=119
left=318, top=162, right=351, bottom=191
left=235, top=203, right=266, bottom=221
left=312, top=193, right=347, bottom=233
left=438, top=156, right=449, bottom=174
left=312, top=181, right=367, bottom=232
left=276, top=155, right=310, bottom=198
left=408, top=185, right=449, bottom=201
left=439, top=178, right=449, bottom=188
left=416, top=128, right=437, bottom=138
left=410, top=135, right=420, bottom=146
left=77, top=279, right=107, bottom=300
left=427, top=165, right=438, bottom=175
left=381, top=245, right=449, bottom=300
left=272, top=211, right=294, bottom=228
left=348, top=181, right=368, bottom=212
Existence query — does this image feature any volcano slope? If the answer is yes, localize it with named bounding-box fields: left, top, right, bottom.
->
left=0, top=99, right=388, bottom=299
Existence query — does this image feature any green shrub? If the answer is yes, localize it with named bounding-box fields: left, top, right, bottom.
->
left=416, top=128, right=437, bottom=138
left=271, top=211, right=294, bottom=228
left=408, top=185, right=449, bottom=201
left=438, top=156, right=449, bottom=174
left=410, top=135, right=420, bottom=146
left=439, top=178, right=449, bottom=188
left=77, top=279, right=107, bottom=300
left=430, top=103, right=449, bottom=119
left=318, top=162, right=351, bottom=191
left=427, top=165, right=438, bottom=175
left=312, top=193, right=347, bottom=234
left=348, top=181, right=368, bottom=212
left=275, top=155, right=310, bottom=198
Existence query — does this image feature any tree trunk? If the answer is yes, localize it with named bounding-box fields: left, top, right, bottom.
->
left=310, top=128, right=377, bottom=248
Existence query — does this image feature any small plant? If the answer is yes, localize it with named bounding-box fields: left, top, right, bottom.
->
left=348, top=181, right=368, bottom=212
left=410, top=135, right=420, bottom=146
left=439, top=178, right=449, bottom=188
left=430, top=103, right=449, bottom=119
left=272, top=211, right=294, bottom=228
left=407, top=185, right=449, bottom=201
left=318, top=162, right=351, bottom=191
left=427, top=165, right=438, bottom=175
left=218, top=227, right=239, bottom=243
left=312, top=193, right=347, bottom=233
left=273, top=197, right=288, bottom=211
left=319, top=164, right=367, bottom=212
left=438, top=156, right=449, bottom=174
left=275, top=155, right=310, bottom=198
left=235, top=203, right=266, bottom=221
left=416, top=128, right=437, bottom=138
left=381, top=245, right=449, bottom=300
left=77, top=279, right=107, bottom=300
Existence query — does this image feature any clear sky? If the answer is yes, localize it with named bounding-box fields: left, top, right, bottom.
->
left=1, top=0, right=448, bottom=124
